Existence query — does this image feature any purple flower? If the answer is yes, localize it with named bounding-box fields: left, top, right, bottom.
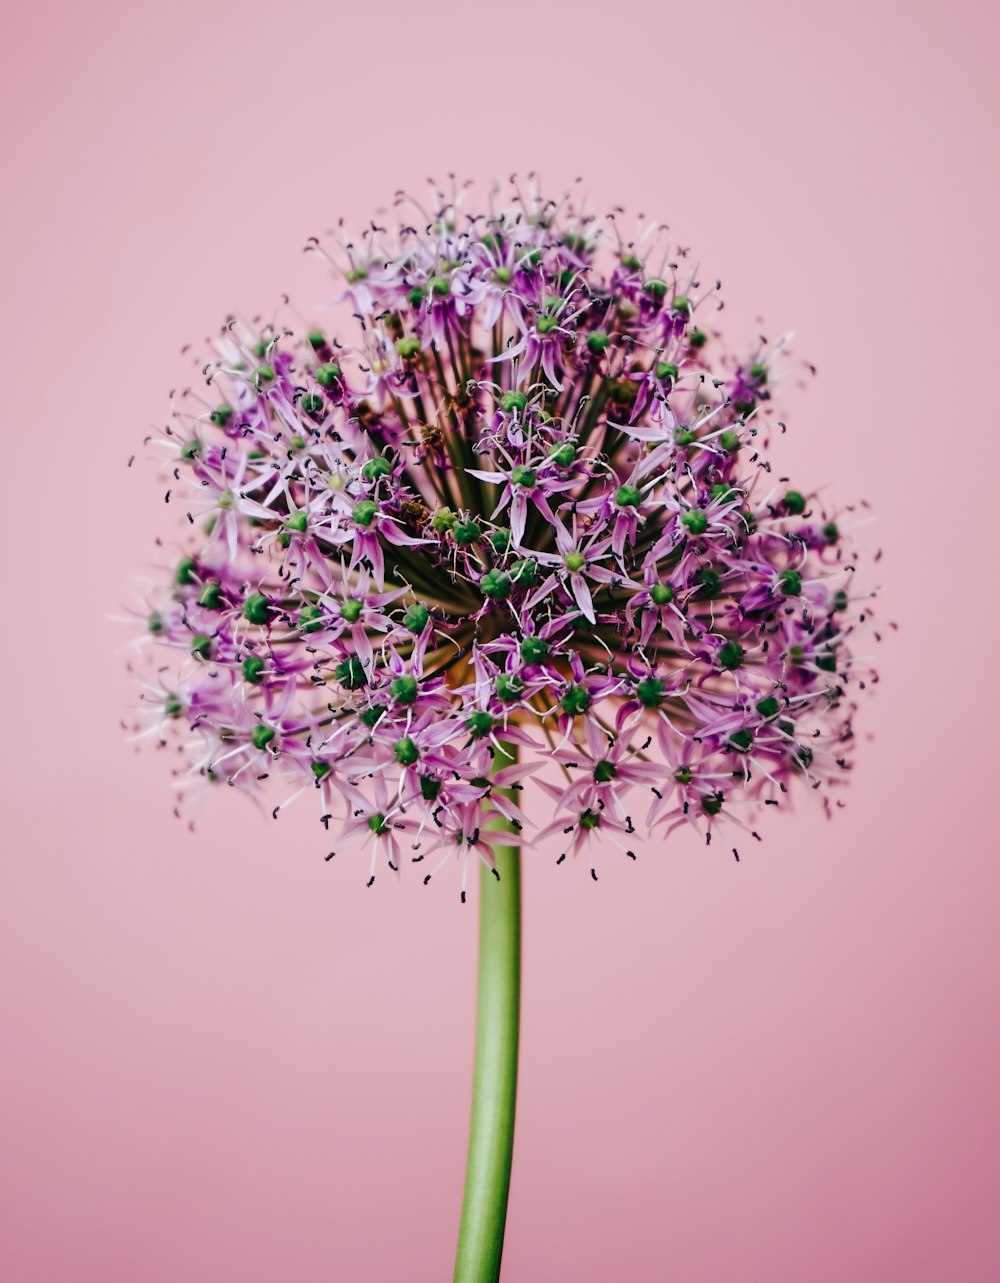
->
left=128, top=179, right=876, bottom=888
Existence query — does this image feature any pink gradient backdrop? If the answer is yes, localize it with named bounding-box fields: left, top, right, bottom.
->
left=3, top=1, right=999, bottom=1279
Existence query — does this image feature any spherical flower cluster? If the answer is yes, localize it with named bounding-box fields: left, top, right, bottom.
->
left=129, top=180, right=873, bottom=893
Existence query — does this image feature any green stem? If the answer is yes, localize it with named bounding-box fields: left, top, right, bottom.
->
left=454, top=750, right=521, bottom=1283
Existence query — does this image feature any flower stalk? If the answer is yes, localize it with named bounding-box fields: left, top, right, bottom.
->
left=454, top=755, right=521, bottom=1283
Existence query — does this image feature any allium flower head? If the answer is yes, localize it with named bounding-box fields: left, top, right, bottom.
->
left=129, top=178, right=874, bottom=894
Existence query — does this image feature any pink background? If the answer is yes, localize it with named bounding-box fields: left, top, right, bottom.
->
left=3, top=1, right=999, bottom=1279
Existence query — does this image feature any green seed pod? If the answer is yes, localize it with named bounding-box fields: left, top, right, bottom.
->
left=299, top=604, right=323, bottom=634
left=197, top=580, right=223, bottom=610
left=242, top=656, right=266, bottom=685
left=362, top=456, right=393, bottom=481
left=510, top=559, right=539, bottom=588
left=453, top=520, right=481, bottom=546
left=403, top=603, right=430, bottom=633
left=495, top=674, right=525, bottom=704
left=717, top=641, right=745, bottom=670
left=501, top=391, right=527, bottom=414
left=480, top=570, right=512, bottom=599
left=431, top=506, right=456, bottom=533
left=335, top=656, right=367, bottom=689
left=466, top=710, right=494, bottom=739
left=488, top=527, right=513, bottom=553
left=243, top=593, right=270, bottom=625
left=783, top=490, right=807, bottom=516
left=390, top=675, right=419, bottom=704
left=561, top=684, right=591, bottom=716
left=681, top=509, right=709, bottom=535
left=176, top=557, right=198, bottom=586
left=520, top=636, right=550, bottom=664
left=636, top=675, right=666, bottom=707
